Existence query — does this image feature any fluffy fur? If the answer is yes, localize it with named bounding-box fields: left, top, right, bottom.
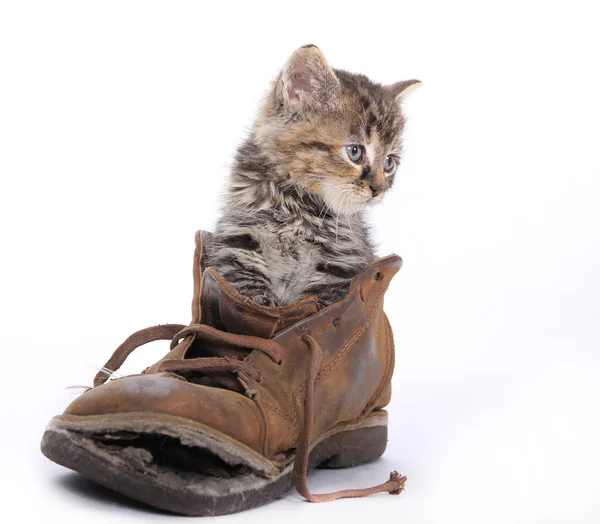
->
left=205, top=45, right=419, bottom=307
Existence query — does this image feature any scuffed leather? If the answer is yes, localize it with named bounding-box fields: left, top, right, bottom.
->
left=62, top=231, right=401, bottom=461
left=65, top=373, right=264, bottom=452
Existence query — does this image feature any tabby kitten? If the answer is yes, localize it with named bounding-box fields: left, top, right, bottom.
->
left=205, top=45, right=420, bottom=307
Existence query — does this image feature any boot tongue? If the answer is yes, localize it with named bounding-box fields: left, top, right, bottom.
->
left=192, top=231, right=319, bottom=338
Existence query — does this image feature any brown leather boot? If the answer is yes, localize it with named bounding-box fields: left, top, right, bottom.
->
left=41, top=231, right=407, bottom=516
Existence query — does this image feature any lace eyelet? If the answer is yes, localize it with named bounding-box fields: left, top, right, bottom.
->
left=374, top=271, right=383, bottom=281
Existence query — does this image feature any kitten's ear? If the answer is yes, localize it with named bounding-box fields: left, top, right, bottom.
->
left=280, top=45, right=339, bottom=113
left=384, top=79, right=422, bottom=102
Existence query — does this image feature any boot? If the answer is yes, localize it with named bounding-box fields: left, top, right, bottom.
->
left=41, top=230, right=406, bottom=516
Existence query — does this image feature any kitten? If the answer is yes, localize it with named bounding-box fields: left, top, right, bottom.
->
left=205, top=45, right=420, bottom=307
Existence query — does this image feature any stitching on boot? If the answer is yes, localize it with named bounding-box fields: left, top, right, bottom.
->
left=262, top=403, right=293, bottom=422
left=290, top=285, right=388, bottom=440
left=254, top=399, right=270, bottom=456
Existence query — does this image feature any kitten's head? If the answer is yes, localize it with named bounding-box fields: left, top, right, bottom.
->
left=255, top=45, right=420, bottom=216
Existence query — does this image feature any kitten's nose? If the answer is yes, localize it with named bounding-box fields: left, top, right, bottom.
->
left=370, top=183, right=384, bottom=197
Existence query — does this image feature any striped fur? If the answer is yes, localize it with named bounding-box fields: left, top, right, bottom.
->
left=205, top=46, right=419, bottom=307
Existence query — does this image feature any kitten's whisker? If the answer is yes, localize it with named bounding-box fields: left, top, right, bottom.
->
left=334, top=196, right=342, bottom=243
left=345, top=196, right=356, bottom=236
left=344, top=193, right=356, bottom=236
left=318, top=203, right=326, bottom=219
left=319, top=197, right=334, bottom=220
left=335, top=191, right=351, bottom=243
left=321, top=185, right=347, bottom=221
left=326, top=189, right=345, bottom=236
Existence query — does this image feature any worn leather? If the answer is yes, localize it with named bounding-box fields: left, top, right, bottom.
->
left=62, top=231, right=402, bottom=462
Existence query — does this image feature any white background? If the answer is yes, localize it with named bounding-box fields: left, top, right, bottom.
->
left=1, top=1, right=599, bottom=522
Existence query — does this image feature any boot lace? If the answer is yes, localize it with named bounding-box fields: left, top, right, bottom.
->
left=94, top=324, right=407, bottom=502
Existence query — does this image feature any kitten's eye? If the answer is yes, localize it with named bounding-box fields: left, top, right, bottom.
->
left=345, top=145, right=363, bottom=163
left=384, top=155, right=397, bottom=174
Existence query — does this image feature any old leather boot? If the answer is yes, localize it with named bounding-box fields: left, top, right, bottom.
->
left=41, top=231, right=407, bottom=516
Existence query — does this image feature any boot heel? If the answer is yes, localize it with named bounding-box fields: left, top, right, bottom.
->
left=315, top=424, right=388, bottom=469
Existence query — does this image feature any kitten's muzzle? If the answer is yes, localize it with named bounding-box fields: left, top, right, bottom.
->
left=369, top=180, right=386, bottom=198
left=359, top=167, right=386, bottom=198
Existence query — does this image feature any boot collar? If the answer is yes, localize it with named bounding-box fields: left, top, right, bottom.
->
left=191, top=230, right=402, bottom=338
left=193, top=231, right=319, bottom=338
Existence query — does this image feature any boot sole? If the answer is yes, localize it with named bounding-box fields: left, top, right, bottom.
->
left=41, top=410, right=388, bottom=516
